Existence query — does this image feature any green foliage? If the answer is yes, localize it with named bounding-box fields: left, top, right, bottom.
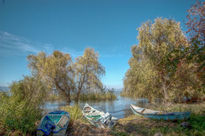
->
left=60, top=105, right=86, bottom=123
left=27, top=48, right=105, bottom=104
left=76, top=91, right=116, bottom=101
left=28, top=51, right=74, bottom=104
left=47, top=91, right=116, bottom=101
left=73, top=48, right=105, bottom=101
left=123, top=18, right=204, bottom=103
left=189, top=114, right=205, bottom=132
left=122, top=46, right=160, bottom=100
left=185, top=0, right=205, bottom=85
left=0, top=77, right=47, bottom=134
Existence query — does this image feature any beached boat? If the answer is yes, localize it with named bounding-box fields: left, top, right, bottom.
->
left=37, top=111, right=70, bottom=136
left=130, top=104, right=190, bottom=120
left=82, top=103, right=118, bottom=128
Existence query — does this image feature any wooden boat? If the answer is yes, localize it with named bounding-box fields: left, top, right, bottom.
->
left=82, top=103, right=118, bottom=128
left=37, top=111, right=70, bottom=136
left=130, top=104, right=190, bottom=120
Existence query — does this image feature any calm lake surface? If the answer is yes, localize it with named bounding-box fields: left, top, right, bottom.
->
left=43, top=92, right=148, bottom=119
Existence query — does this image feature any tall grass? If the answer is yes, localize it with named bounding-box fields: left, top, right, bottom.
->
left=47, top=91, right=117, bottom=102
left=76, top=91, right=117, bottom=101
left=0, top=77, right=47, bottom=135
left=152, top=102, right=205, bottom=115
left=0, top=92, right=42, bottom=135
left=60, top=105, right=86, bottom=123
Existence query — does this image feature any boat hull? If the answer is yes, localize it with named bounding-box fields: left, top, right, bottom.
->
left=143, top=112, right=191, bottom=120
left=130, top=104, right=190, bottom=120
left=37, top=111, right=70, bottom=136
left=82, top=103, right=118, bottom=128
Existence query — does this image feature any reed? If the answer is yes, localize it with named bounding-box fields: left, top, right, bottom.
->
left=77, top=92, right=117, bottom=101
left=60, top=105, right=86, bottom=123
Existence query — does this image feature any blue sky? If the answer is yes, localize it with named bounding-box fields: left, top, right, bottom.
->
left=0, top=0, right=195, bottom=88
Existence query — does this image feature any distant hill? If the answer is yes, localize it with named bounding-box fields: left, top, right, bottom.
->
left=0, top=86, right=9, bottom=92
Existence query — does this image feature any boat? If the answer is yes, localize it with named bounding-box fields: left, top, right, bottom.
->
left=130, top=104, right=190, bottom=120
left=82, top=103, right=118, bottom=128
left=37, top=111, right=70, bottom=136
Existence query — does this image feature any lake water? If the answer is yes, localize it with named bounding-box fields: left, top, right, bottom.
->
left=43, top=92, right=148, bottom=119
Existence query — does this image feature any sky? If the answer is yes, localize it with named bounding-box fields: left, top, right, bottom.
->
left=0, top=0, right=195, bottom=88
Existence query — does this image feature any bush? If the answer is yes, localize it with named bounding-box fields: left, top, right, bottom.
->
left=0, top=76, right=47, bottom=135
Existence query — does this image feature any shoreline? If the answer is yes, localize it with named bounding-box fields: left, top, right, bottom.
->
left=68, top=113, right=205, bottom=136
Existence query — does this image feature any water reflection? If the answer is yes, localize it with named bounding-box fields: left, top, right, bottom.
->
left=43, top=92, right=149, bottom=119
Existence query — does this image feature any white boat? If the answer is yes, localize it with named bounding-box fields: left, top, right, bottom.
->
left=82, top=103, right=118, bottom=128
left=130, top=104, right=190, bottom=120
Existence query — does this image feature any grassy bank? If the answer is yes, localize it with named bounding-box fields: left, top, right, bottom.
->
left=2, top=99, right=204, bottom=136
left=112, top=102, right=205, bottom=136
left=111, top=114, right=205, bottom=136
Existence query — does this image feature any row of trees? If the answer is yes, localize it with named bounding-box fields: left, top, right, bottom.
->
left=122, top=1, right=204, bottom=103
left=27, top=48, right=105, bottom=104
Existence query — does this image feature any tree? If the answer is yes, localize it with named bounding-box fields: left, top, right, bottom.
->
left=123, top=18, right=195, bottom=103
left=123, top=46, right=160, bottom=101
left=185, top=0, right=205, bottom=85
left=27, top=48, right=105, bottom=104
left=27, top=51, right=74, bottom=104
left=73, top=48, right=105, bottom=101
left=186, top=0, right=205, bottom=44
left=138, top=18, right=189, bottom=102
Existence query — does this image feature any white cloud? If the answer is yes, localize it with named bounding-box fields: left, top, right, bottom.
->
left=0, top=31, right=43, bottom=56
left=0, top=31, right=94, bottom=58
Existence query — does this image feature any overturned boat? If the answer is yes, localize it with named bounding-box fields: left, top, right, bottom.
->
left=37, top=111, right=70, bottom=136
left=130, top=104, right=190, bottom=120
left=82, top=103, right=118, bottom=128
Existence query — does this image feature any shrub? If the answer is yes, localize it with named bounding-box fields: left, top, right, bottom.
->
left=0, top=76, right=47, bottom=135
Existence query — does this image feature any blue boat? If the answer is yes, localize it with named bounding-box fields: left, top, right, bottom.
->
left=130, top=104, right=190, bottom=120
left=37, top=111, right=70, bottom=136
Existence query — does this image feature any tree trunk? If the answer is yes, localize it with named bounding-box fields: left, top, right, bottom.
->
left=66, top=91, right=71, bottom=105
left=162, top=82, right=169, bottom=104
left=55, top=80, right=71, bottom=105
left=75, top=72, right=86, bottom=102
left=75, top=89, right=81, bottom=102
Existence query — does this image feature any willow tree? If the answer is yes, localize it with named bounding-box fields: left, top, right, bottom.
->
left=27, top=51, right=74, bottom=104
left=27, top=48, right=105, bottom=104
left=74, top=48, right=105, bottom=101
